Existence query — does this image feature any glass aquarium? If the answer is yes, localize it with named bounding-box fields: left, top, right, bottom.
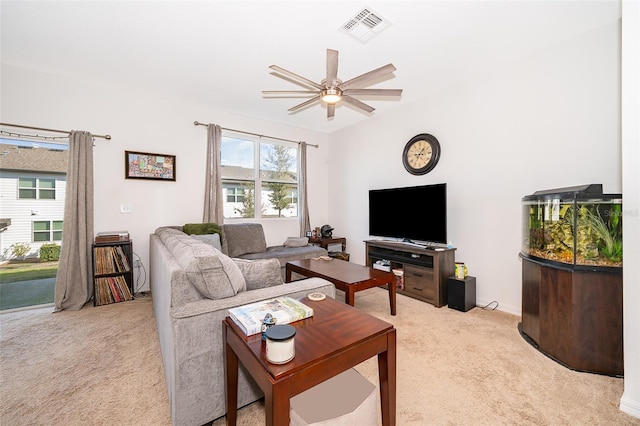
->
left=521, top=184, right=622, bottom=269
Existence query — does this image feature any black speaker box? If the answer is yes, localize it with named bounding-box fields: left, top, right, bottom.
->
left=447, top=276, right=476, bottom=312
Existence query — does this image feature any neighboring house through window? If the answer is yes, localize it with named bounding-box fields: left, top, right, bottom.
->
left=0, top=138, right=67, bottom=259
left=221, top=133, right=299, bottom=219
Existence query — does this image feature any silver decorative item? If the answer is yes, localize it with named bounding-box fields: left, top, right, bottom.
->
left=261, top=313, right=277, bottom=341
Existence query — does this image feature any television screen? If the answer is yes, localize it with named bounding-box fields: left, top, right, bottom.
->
left=368, top=183, right=447, bottom=245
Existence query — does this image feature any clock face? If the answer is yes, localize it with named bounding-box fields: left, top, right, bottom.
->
left=407, top=140, right=432, bottom=169
left=402, top=134, right=441, bottom=175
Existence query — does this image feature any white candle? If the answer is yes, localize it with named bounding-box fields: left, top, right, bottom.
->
left=265, top=325, right=296, bottom=364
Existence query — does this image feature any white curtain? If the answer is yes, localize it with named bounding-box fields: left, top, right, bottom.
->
left=203, top=124, right=224, bottom=224
left=54, top=131, right=94, bottom=311
left=298, top=142, right=311, bottom=237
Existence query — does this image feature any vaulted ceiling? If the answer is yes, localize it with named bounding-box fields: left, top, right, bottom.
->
left=1, top=1, right=621, bottom=134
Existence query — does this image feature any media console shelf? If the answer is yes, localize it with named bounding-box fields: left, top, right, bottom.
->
left=365, top=240, right=456, bottom=307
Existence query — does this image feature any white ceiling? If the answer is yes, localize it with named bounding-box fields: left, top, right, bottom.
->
left=1, top=1, right=621, bottom=134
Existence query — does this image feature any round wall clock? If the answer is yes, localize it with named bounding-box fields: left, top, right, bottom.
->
left=402, top=133, right=441, bottom=175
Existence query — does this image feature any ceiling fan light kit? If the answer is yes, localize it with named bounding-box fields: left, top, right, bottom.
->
left=263, top=48, right=402, bottom=118
left=321, top=88, right=342, bottom=104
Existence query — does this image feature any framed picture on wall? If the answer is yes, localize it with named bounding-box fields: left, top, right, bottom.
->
left=125, top=150, right=176, bottom=181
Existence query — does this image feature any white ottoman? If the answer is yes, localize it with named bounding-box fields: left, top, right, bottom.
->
left=290, top=368, right=379, bottom=425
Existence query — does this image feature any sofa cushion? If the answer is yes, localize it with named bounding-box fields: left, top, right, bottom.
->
left=192, top=233, right=222, bottom=251
left=283, top=237, right=309, bottom=248
left=223, top=223, right=267, bottom=258
left=164, top=233, right=246, bottom=299
left=234, top=258, right=283, bottom=290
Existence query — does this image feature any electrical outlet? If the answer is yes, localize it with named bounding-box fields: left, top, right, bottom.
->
left=134, top=259, right=141, bottom=268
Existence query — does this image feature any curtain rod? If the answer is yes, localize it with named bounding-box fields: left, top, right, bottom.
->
left=193, top=121, right=318, bottom=148
left=0, top=122, right=111, bottom=140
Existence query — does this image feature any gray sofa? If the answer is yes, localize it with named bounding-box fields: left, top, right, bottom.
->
left=149, top=225, right=335, bottom=426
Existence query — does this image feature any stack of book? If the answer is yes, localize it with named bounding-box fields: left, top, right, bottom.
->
left=228, top=296, right=313, bottom=336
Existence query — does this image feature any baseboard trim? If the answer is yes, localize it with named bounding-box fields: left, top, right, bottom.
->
left=620, top=394, right=640, bottom=420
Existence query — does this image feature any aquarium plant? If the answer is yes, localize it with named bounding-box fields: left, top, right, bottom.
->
left=578, top=203, right=622, bottom=263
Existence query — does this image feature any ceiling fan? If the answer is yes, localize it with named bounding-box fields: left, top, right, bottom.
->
left=262, top=49, right=402, bottom=118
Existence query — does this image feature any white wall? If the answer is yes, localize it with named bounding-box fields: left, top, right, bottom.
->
left=0, top=64, right=331, bottom=290
left=328, top=21, right=621, bottom=315
left=620, top=0, right=640, bottom=419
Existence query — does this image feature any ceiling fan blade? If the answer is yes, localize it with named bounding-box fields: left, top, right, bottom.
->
left=327, top=104, right=336, bottom=118
left=288, top=95, right=321, bottom=112
left=341, top=95, right=375, bottom=113
left=342, top=89, right=403, bottom=96
left=269, top=65, right=324, bottom=90
left=338, top=63, right=397, bottom=90
left=326, top=49, right=339, bottom=87
left=262, top=90, right=320, bottom=96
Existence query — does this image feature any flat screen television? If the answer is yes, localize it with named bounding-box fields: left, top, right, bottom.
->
left=368, top=183, right=447, bottom=246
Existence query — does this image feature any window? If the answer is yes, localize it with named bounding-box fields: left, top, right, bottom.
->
left=18, top=178, right=36, bottom=199
left=19, top=177, right=56, bottom=199
left=0, top=137, right=67, bottom=311
left=221, top=134, right=298, bottom=219
left=33, top=220, right=63, bottom=242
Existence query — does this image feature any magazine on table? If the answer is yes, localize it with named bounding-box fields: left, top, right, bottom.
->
left=228, top=296, right=313, bottom=336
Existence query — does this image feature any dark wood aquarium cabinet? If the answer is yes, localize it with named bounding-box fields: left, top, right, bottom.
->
left=519, top=185, right=623, bottom=376
left=520, top=258, right=623, bottom=376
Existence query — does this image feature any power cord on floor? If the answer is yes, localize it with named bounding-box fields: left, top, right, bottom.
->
left=480, top=300, right=499, bottom=310
left=132, top=251, right=147, bottom=295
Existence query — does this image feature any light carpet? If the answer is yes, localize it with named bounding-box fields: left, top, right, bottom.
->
left=1, top=289, right=638, bottom=425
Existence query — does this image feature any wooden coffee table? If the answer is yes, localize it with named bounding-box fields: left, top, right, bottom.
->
left=224, top=296, right=396, bottom=426
left=286, top=258, right=396, bottom=315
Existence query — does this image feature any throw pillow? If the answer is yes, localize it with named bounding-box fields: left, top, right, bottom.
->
left=283, top=237, right=309, bottom=248
left=223, top=223, right=267, bottom=258
left=171, top=239, right=246, bottom=299
left=234, top=258, right=283, bottom=290
left=192, top=233, right=222, bottom=251
left=183, top=223, right=222, bottom=237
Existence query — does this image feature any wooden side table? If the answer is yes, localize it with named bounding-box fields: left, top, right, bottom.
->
left=309, top=236, right=346, bottom=253
left=224, top=296, right=397, bottom=426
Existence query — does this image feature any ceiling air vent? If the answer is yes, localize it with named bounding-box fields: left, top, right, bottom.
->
left=340, top=6, right=391, bottom=44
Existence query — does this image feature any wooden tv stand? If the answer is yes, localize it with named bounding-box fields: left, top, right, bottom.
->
left=365, top=240, right=456, bottom=307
